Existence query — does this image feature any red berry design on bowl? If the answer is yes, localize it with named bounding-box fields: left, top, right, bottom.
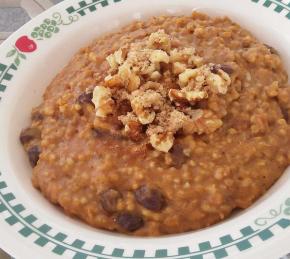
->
left=15, top=36, right=37, bottom=53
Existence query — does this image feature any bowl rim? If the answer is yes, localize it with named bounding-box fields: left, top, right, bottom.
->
left=0, top=0, right=290, bottom=258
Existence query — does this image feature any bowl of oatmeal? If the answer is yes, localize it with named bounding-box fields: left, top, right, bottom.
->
left=0, top=0, right=290, bottom=258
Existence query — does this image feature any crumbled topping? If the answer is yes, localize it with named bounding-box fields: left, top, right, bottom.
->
left=92, top=30, right=233, bottom=152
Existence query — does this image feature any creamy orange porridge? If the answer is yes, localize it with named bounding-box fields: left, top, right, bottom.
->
left=20, top=12, right=290, bottom=236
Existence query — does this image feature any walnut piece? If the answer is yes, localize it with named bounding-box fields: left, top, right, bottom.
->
left=148, top=29, right=171, bottom=51
left=106, top=49, right=124, bottom=69
left=169, top=88, right=208, bottom=103
left=150, top=50, right=169, bottom=64
left=170, top=47, right=196, bottom=62
left=172, top=62, right=187, bottom=75
left=92, top=86, right=114, bottom=118
left=131, top=89, right=164, bottom=125
left=118, top=63, right=141, bottom=92
left=150, top=132, right=174, bottom=153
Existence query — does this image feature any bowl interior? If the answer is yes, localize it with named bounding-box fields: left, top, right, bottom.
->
left=1, top=0, right=290, bottom=247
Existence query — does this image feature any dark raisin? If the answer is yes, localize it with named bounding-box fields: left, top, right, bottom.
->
left=20, top=128, right=41, bottom=145
left=134, top=185, right=166, bottom=211
left=77, top=92, right=93, bottom=104
left=117, top=100, right=132, bottom=116
left=109, top=116, right=124, bottom=131
left=281, top=107, right=289, bottom=122
left=78, top=109, right=84, bottom=116
left=100, top=189, right=122, bottom=213
left=92, top=128, right=108, bottom=138
left=31, top=112, right=43, bottom=121
left=210, top=65, right=219, bottom=74
left=116, top=212, right=144, bottom=232
left=28, top=146, right=41, bottom=167
left=210, top=64, right=234, bottom=75
left=93, top=127, right=126, bottom=140
left=170, top=144, right=188, bottom=169
left=265, top=44, right=279, bottom=55
left=220, top=64, right=234, bottom=75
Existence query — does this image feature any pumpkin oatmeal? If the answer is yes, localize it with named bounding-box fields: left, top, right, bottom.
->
left=20, top=12, right=290, bottom=236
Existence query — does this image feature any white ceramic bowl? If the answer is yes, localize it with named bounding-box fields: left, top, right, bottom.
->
left=0, top=0, right=290, bottom=258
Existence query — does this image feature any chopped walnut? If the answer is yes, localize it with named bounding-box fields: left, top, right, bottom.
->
left=126, top=49, right=155, bottom=75
left=178, top=68, right=199, bottom=87
left=150, top=50, right=170, bottom=64
left=119, top=112, right=144, bottom=141
left=148, top=29, right=171, bottom=52
left=131, top=89, right=164, bottom=125
left=169, top=88, right=208, bottom=104
left=178, top=64, right=231, bottom=97
left=150, top=71, right=162, bottom=81
left=172, top=62, right=187, bottom=75
left=150, top=132, right=174, bottom=153
left=92, top=30, right=232, bottom=152
left=207, top=68, right=231, bottom=94
left=106, top=49, right=124, bottom=70
left=118, top=63, right=141, bottom=92
left=170, top=47, right=204, bottom=68
left=104, top=74, right=123, bottom=88
left=189, top=55, right=204, bottom=67
left=92, top=86, right=114, bottom=118
left=167, top=109, right=190, bottom=132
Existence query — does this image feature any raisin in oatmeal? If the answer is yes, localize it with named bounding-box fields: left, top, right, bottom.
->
left=20, top=12, right=290, bottom=236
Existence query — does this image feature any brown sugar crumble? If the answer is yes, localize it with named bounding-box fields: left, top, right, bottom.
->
left=20, top=12, right=290, bottom=236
